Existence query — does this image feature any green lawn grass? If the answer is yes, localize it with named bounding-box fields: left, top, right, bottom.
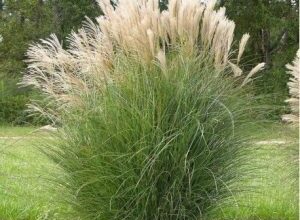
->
left=0, top=126, right=37, bottom=137
left=210, top=123, right=299, bottom=220
left=211, top=146, right=298, bottom=219
left=0, top=126, right=72, bottom=220
left=0, top=124, right=298, bottom=219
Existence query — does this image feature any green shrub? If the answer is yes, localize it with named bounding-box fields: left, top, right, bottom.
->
left=0, top=79, right=29, bottom=124
left=0, top=94, right=29, bottom=124
left=0, top=79, right=49, bottom=125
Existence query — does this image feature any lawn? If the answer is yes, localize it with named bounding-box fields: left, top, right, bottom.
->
left=210, top=123, right=299, bottom=220
left=0, top=126, right=72, bottom=220
left=0, top=124, right=298, bottom=220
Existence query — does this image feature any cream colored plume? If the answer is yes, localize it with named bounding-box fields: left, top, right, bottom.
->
left=21, top=0, right=262, bottom=123
left=282, top=50, right=299, bottom=124
left=237, top=33, right=250, bottom=64
left=156, top=50, right=167, bottom=74
left=229, top=61, right=243, bottom=77
left=241, top=63, right=265, bottom=87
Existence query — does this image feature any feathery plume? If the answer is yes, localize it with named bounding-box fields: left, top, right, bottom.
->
left=237, top=33, right=250, bottom=64
left=156, top=50, right=167, bottom=74
left=241, top=63, right=265, bottom=86
left=282, top=50, right=299, bottom=124
left=229, top=61, right=243, bottom=77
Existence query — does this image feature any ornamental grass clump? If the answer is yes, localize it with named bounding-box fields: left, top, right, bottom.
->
left=21, top=0, right=264, bottom=219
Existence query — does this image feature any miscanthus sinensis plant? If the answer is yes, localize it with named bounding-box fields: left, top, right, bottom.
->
left=21, top=0, right=265, bottom=219
left=282, top=50, right=299, bottom=125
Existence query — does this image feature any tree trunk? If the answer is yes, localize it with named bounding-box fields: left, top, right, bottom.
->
left=261, top=28, right=272, bottom=68
left=0, top=0, right=3, bottom=11
left=36, top=0, right=44, bottom=28
left=51, top=0, right=63, bottom=39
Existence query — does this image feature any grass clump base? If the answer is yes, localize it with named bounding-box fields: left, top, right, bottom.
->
left=46, top=55, right=261, bottom=219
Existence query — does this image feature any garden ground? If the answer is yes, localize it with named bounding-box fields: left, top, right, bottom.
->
left=0, top=123, right=298, bottom=220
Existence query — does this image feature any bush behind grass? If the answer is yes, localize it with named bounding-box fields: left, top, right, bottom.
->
left=45, top=55, right=264, bottom=219
left=0, top=79, right=29, bottom=125
left=0, top=79, right=50, bottom=125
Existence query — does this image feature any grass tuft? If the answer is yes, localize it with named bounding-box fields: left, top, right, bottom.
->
left=44, top=55, right=264, bottom=219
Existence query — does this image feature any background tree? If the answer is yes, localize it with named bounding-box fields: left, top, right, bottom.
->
left=50, top=0, right=101, bottom=40
left=0, top=0, right=101, bottom=124
left=0, top=0, right=54, bottom=124
left=219, top=0, right=299, bottom=118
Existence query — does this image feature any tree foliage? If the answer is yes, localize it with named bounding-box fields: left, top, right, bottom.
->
left=0, top=0, right=101, bottom=124
left=0, top=0, right=101, bottom=78
left=220, top=0, right=299, bottom=118
left=50, top=0, right=101, bottom=40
